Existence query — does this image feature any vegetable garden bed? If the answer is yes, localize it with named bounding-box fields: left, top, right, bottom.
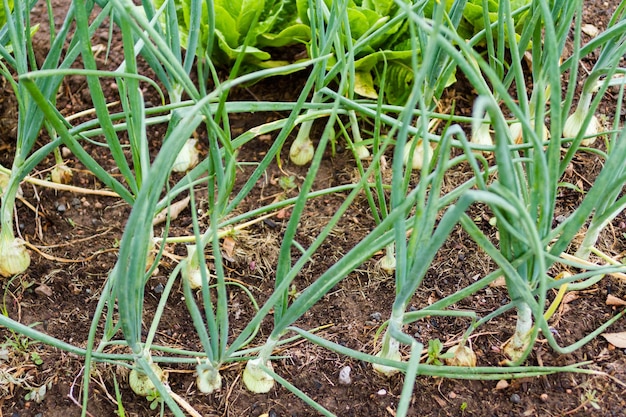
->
left=2, top=1, right=626, bottom=416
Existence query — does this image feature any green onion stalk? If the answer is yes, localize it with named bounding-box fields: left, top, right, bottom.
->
left=2, top=0, right=153, bottom=278
left=0, top=0, right=72, bottom=277
left=566, top=7, right=626, bottom=258
left=372, top=0, right=469, bottom=376
left=456, top=0, right=552, bottom=365
left=242, top=113, right=341, bottom=393
left=372, top=127, right=467, bottom=377
left=242, top=0, right=363, bottom=391
left=103, top=3, right=330, bottom=401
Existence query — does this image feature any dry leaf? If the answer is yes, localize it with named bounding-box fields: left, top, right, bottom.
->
left=222, top=236, right=236, bottom=262
left=601, top=332, right=626, bottom=348
left=427, top=292, right=436, bottom=305
left=561, top=291, right=579, bottom=305
left=606, top=294, right=626, bottom=306
left=495, top=379, right=509, bottom=390
left=489, top=276, right=507, bottom=288
left=276, top=208, right=289, bottom=220
left=433, top=395, right=447, bottom=408
left=153, top=196, right=190, bottom=226
left=582, top=23, right=600, bottom=37
left=35, top=284, right=53, bottom=297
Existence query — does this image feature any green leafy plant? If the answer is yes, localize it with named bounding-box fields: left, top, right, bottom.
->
left=0, top=0, right=14, bottom=28
left=151, top=0, right=310, bottom=68
left=425, top=339, right=448, bottom=365
left=146, top=389, right=164, bottom=412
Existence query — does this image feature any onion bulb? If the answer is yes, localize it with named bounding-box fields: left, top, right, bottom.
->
left=0, top=236, right=30, bottom=278
left=509, top=121, right=549, bottom=145
left=471, top=120, right=493, bottom=155
left=182, top=244, right=208, bottom=289
left=563, top=108, right=600, bottom=146
left=196, top=362, right=222, bottom=394
left=172, top=139, right=200, bottom=172
left=129, top=363, right=166, bottom=397
left=289, top=135, right=315, bottom=166
left=373, top=337, right=402, bottom=377
left=444, top=344, right=477, bottom=367
left=403, top=138, right=433, bottom=170
left=243, top=358, right=275, bottom=393
left=51, top=164, right=73, bottom=185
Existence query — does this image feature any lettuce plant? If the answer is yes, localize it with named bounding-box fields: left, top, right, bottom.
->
left=0, top=0, right=13, bottom=28
left=348, top=0, right=531, bottom=104
left=152, top=0, right=310, bottom=68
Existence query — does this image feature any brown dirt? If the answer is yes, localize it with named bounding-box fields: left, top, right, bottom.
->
left=2, top=1, right=626, bottom=417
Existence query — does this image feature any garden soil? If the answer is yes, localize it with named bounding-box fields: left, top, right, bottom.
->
left=2, top=1, right=626, bottom=416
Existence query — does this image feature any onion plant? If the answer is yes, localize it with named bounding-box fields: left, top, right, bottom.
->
left=439, top=0, right=626, bottom=366
left=277, top=0, right=626, bottom=414
left=0, top=0, right=113, bottom=277
left=5, top=0, right=626, bottom=416
left=6, top=2, right=326, bottom=416
left=565, top=1, right=626, bottom=260
left=363, top=0, right=470, bottom=381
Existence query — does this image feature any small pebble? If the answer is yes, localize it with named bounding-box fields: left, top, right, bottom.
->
left=449, top=391, right=457, bottom=399
left=510, top=393, right=521, bottom=404
left=338, top=366, right=352, bottom=385
left=153, top=283, right=165, bottom=294
left=377, top=389, right=387, bottom=396
left=61, top=147, right=71, bottom=158
left=56, top=203, right=66, bottom=213
left=540, top=393, right=549, bottom=402
left=370, top=312, right=382, bottom=321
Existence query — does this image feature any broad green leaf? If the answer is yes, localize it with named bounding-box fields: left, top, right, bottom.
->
left=354, top=49, right=414, bottom=72
left=347, top=8, right=372, bottom=40
left=0, top=0, right=13, bottom=28
left=215, top=31, right=271, bottom=62
left=218, top=0, right=262, bottom=41
left=363, top=0, right=395, bottom=17
left=257, top=24, right=310, bottom=48
left=214, top=5, right=240, bottom=48
left=152, top=0, right=306, bottom=68
left=347, top=7, right=382, bottom=40
left=354, top=71, right=378, bottom=99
